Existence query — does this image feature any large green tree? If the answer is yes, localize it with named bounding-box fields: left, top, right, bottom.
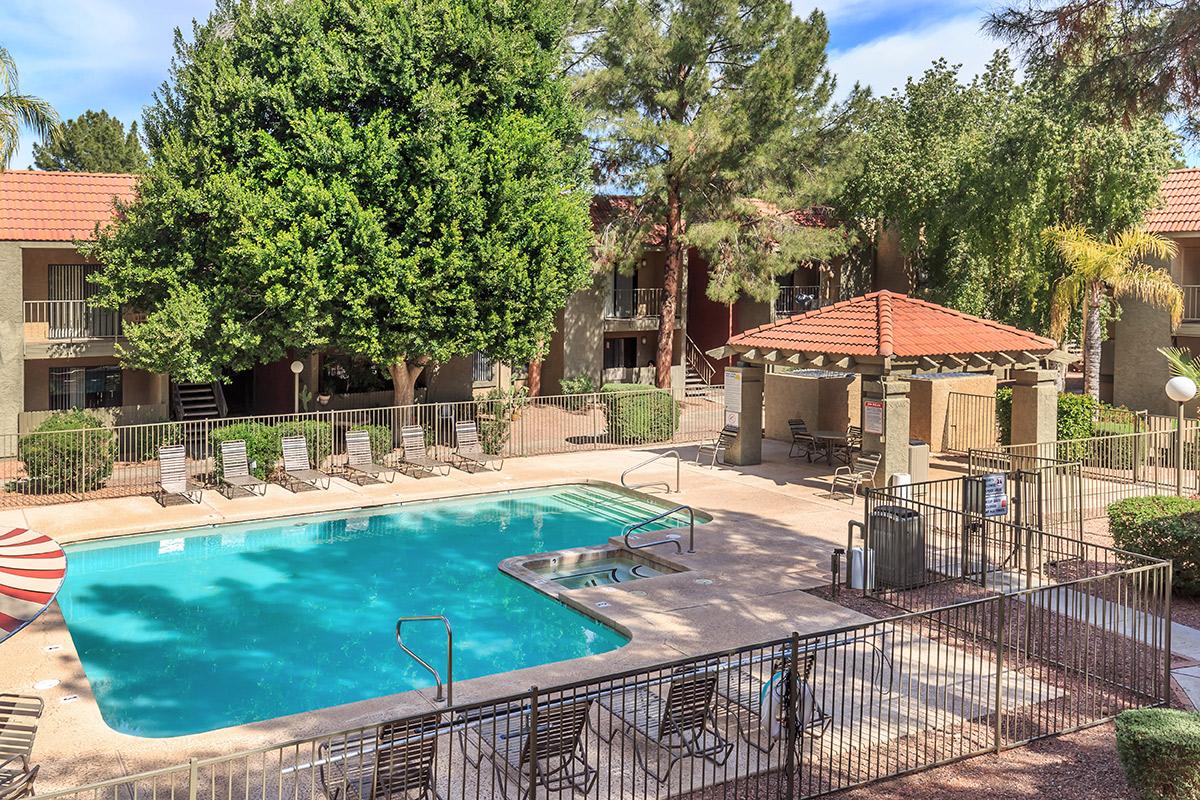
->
left=579, top=0, right=856, bottom=388
left=86, top=0, right=593, bottom=406
left=33, top=110, right=146, bottom=173
left=0, top=46, right=58, bottom=168
left=839, top=54, right=1178, bottom=334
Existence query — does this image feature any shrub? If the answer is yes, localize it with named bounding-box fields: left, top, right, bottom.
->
left=348, top=424, right=392, bottom=459
left=560, top=374, right=596, bottom=411
left=474, top=387, right=527, bottom=455
left=600, top=383, right=679, bottom=444
left=18, top=410, right=115, bottom=494
left=1110, top=495, right=1200, bottom=594
left=273, top=419, right=334, bottom=468
left=210, top=422, right=278, bottom=479
left=1115, top=708, right=1200, bottom=800
left=996, top=387, right=1013, bottom=445
left=995, top=388, right=1102, bottom=449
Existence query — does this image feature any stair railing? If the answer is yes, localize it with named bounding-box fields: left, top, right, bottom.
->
left=684, top=334, right=717, bottom=386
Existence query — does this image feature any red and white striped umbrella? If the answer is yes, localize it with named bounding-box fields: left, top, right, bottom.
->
left=0, top=527, right=66, bottom=645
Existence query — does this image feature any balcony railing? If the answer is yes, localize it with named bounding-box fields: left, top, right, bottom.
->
left=1185, top=285, right=1200, bottom=322
left=23, top=300, right=123, bottom=342
left=774, top=285, right=822, bottom=318
left=607, top=288, right=677, bottom=319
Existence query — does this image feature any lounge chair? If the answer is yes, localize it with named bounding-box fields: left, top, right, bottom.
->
left=217, top=439, right=268, bottom=498
left=717, top=653, right=830, bottom=755
left=464, top=698, right=595, bottom=794
left=279, top=435, right=331, bottom=492
left=398, top=426, right=450, bottom=478
left=696, top=425, right=739, bottom=467
left=451, top=421, right=504, bottom=472
left=787, top=418, right=818, bottom=461
left=598, top=672, right=732, bottom=783
left=318, top=713, right=442, bottom=800
left=0, top=695, right=41, bottom=800
left=343, top=429, right=396, bottom=484
left=828, top=451, right=882, bottom=499
left=155, top=444, right=202, bottom=506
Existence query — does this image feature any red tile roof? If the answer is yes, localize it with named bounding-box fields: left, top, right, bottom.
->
left=0, top=170, right=137, bottom=242
left=1146, top=168, right=1200, bottom=233
left=729, top=291, right=1056, bottom=357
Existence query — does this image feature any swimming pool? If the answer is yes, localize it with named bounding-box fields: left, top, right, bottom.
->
left=57, top=484, right=699, bottom=737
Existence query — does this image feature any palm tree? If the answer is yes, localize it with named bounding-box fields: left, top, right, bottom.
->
left=1044, top=224, right=1181, bottom=401
left=0, top=46, right=58, bottom=168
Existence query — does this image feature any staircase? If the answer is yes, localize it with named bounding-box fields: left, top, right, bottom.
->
left=683, top=335, right=717, bottom=396
left=170, top=381, right=229, bottom=421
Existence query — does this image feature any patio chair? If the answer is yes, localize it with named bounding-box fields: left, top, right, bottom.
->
left=828, top=451, right=882, bottom=499
left=397, top=426, right=450, bottom=478
left=155, top=444, right=202, bottom=506
left=451, top=421, right=504, bottom=472
left=463, top=698, right=596, bottom=795
left=0, top=695, right=41, bottom=800
left=598, top=672, right=732, bottom=784
left=279, top=435, right=331, bottom=492
left=318, top=713, right=442, bottom=800
left=344, top=429, right=397, bottom=484
left=787, top=418, right=819, bottom=461
left=716, top=653, right=830, bottom=755
left=833, top=425, right=863, bottom=463
left=217, top=439, right=268, bottom=498
left=695, top=425, right=739, bottom=467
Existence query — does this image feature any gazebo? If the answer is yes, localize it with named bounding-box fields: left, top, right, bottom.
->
left=707, top=291, right=1065, bottom=484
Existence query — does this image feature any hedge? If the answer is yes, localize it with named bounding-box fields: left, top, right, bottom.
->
left=210, top=422, right=279, bottom=479
left=348, top=424, right=392, bottom=459
left=17, top=410, right=115, bottom=494
left=600, top=383, right=679, bottom=444
left=1116, top=708, right=1200, bottom=800
left=1110, top=495, right=1200, bottom=594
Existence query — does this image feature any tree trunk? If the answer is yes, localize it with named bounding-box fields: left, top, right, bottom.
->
left=389, top=359, right=428, bottom=407
left=1083, top=282, right=1103, bottom=401
left=526, top=358, right=542, bottom=397
left=656, top=181, right=684, bottom=389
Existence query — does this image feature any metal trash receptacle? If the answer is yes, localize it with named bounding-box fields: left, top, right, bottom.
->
left=908, top=439, right=930, bottom=484
left=869, top=504, right=926, bottom=590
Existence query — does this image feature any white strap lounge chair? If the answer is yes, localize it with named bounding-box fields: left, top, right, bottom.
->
left=828, top=451, right=882, bottom=499
left=344, top=429, right=396, bottom=484
left=318, top=713, right=442, bottom=800
left=156, top=444, right=202, bottom=506
left=398, top=426, right=450, bottom=477
left=452, top=421, right=504, bottom=472
left=0, top=695, right=41, bottom=800
left=280, top=435, right=331, bottom=491
left=217, top=439, right=268, bottom=498
left=696, top=425, right=739, bottom=466
left=462, top=699, right=596, bottom=795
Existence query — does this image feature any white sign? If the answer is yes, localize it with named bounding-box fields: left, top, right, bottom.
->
left=863, top=399, right=884, bottom=435
left=725, top=411, right=740, bottom=428
left=982, top=473, right=1008, bottom=517
left=724, top=370, right=743, bottom=414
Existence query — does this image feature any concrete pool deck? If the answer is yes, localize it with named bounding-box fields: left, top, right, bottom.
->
left=0, top=440, right=952, bottom=790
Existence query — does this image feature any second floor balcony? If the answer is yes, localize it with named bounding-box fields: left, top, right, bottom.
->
left=773, top=285, right=824, bottom=318
left=22, top=300, right=135, bottom=358
left=1185, top=286, right=1200, bottom=322
left=605, top=288, right=680, bottom=320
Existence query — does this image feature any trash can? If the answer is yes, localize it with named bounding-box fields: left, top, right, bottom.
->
left=908, top=439, right=930, bottom=484
left=869, top=504, right=926, bottom=590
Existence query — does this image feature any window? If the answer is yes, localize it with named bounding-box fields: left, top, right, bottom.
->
left=49, top=366, right=122, bottom=411
left=472, top=352, right=496, bottom=384
left=604, top=336, right=638, bottom=370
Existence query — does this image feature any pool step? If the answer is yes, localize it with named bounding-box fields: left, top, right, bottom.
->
left=551, top=487, right=682, bottom=531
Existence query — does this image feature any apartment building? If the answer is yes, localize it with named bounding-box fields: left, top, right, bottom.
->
left=1106, top=168, right=1200, bottom=415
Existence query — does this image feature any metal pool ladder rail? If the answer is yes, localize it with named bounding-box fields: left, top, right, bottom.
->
left=623, top=504, right=695, bottom=554
left=395, top=615, right=453, bottom=705
left=620, top=450, right=680, bottom=493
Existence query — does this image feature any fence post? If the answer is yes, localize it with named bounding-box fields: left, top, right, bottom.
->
left=994, top=598, right=1005, bottom=754
left=1165, top=562, right=1174, bottom=704
left=187, top=757, right=199, bottom=800
left=527, top=685, right=539, bottom=800
left=785, top=631, right=800, bottom=799
left=78, top=428, right=86, bottom=499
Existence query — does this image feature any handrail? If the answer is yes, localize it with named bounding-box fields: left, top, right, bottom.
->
left=620, top=449, right=680, bottom=493
left=684, top=334, right=716, bottom=385
left=396, top=615, right=453, bottom=705
left=623, top=504, right=695, bottom=554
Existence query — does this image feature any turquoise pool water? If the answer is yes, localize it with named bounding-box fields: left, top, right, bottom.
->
left=58, top=484, right=693, bottom=738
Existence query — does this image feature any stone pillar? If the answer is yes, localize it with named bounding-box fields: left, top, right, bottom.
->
left=1010, top=369, right=1058, bottom=445
left=861, top=377, right=910, bottom=487
left=724, top=365, right=763, bottom=466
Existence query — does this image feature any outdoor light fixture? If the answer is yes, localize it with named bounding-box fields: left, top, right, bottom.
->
left=291, top=359, right=305, bottom=413
left=1165, top=376, right=1197, bottom=496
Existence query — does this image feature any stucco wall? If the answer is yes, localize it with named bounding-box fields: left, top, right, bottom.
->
left=764, top=371, right=860, bottom=441
left=1113, top=299, right=1177, bottom=415
left=0, top=243, right=24, bottom=440
left=907, top=373, right=997, bottom=452
left=873, top=224, right=910, bottom=292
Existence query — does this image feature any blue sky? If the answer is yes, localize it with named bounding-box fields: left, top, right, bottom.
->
left=1, top=0, right=1191, bottom=167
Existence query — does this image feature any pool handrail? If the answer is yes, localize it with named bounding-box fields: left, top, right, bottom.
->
left=620, top=450, right=681, bottom=493
left=623, top=504, right=695, bottom=554
left=396, top=615, right=453, bottom=706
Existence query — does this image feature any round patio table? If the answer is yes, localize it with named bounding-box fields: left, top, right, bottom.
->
left=809, top=431, right=849, bottom=465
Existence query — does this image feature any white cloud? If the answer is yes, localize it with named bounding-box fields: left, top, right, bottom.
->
left=828, top=14, right=1007, bottom=97
left=794, top=0, right=985, bottom=24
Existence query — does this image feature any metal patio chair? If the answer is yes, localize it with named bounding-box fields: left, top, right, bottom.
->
left=397, top=426, right=450, bottom=478
left=463, top=698, right=596, bottom=795
left=598, top=671, right=732, bottom=784
left=279, top=435, right=331, bottom=491
left=828, top=451, right=882, bottom=499
left=155, top=444, right=202, bottom=506
left=787, top=418, right=819, bottom=461
left=832, top=425, right=863, bottom=463
left=344, top=429, right=397, bottom=484
left=318, top=713, right=442, bottom=800
left=0, top=695, right=41, bottom=800
left=451, top=421, right=504, bottom=472
left=696, top=425, right=739, bottom=467
left=217, top=439, right=268, bottom=498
